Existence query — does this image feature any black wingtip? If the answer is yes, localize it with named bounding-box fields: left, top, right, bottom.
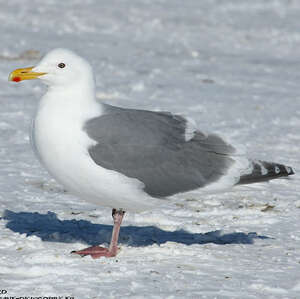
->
left=286, top=166, right=295, bottom=176
left=238, top=161, right=295, bottom=185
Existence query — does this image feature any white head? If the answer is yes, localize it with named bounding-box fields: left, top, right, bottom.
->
left=9, top=48, right=95, bottom=89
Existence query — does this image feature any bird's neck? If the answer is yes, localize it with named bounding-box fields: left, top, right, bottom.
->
left=48, top=79, right=95, bottom=101
left=37, top=81, right=102, bottom=122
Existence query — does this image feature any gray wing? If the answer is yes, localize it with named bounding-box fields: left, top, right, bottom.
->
left=84, top=104, right=235, bottom=197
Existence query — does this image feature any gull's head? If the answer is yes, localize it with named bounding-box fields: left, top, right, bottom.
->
left=9, top=48, right=94, bottom=87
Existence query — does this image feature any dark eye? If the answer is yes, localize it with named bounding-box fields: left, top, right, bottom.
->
left=58, top=63, right=65, bottom=68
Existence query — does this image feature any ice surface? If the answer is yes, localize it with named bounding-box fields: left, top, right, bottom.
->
left=1, top=0, right=300, bottom=298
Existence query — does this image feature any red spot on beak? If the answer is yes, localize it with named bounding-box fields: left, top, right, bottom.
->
left=12, top=76, right=21, bottom=82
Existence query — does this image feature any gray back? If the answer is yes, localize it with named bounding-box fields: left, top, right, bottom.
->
left=84, top=104, right=235, bottom=197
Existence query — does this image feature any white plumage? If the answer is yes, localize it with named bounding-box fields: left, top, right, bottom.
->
left=9, top=48, right=294, bottom=258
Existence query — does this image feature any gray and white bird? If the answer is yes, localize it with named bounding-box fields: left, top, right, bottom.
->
left=9, top=48, right=294, bottom=258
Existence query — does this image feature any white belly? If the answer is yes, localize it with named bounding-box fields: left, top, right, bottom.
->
left=32, top=94, right=159, bottom=212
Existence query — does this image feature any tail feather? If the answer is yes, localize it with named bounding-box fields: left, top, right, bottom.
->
left=238, top=160, right=295, bottom=185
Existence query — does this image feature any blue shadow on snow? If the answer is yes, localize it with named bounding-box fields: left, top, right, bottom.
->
left=2, top=210, right=270, bottom=247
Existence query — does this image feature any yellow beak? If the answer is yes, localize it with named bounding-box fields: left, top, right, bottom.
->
left=8, top=67, right=46, bottom=82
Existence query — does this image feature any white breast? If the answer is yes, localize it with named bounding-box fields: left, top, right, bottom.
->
left=32, top=89, right=158, bottom=212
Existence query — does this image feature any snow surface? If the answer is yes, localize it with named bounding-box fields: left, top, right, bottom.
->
left=0, top=0, right=300, bottom=298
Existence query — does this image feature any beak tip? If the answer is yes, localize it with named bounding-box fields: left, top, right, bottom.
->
left=8, top=74, right=21, bottom=82
left=8, top=66, right=45, bottom=83
left=12, top=76, right=21, bottom=82
left=8, top=71, right=19, bottom=82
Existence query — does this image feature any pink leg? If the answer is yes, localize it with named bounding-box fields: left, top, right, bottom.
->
left=71, top=209, right=125, bottom=259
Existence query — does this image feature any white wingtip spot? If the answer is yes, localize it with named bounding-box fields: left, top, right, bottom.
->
left=256, top=160, right=268, bottom=175
left=285, top=166, right=292, bottom=174
left=275, top=166, right=280, bottom=174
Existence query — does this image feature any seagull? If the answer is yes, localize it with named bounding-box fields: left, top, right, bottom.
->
left=9, top=48, right=294, bottom=258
